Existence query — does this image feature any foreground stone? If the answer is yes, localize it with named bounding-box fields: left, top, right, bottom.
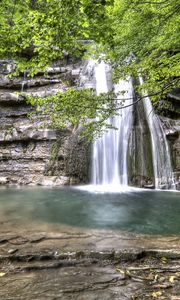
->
left=0, top=219, right=180, bottom=300
left=0, top=257, right=179, bottom=300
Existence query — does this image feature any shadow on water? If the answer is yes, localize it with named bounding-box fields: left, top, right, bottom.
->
left=0, top=186, right=179, bottom=235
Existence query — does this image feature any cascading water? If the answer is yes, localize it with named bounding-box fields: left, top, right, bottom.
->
left=140, top=77, right=175, bottom=189
left=91, top=61, right=133, bottom=187
left=85, top=60, right=175, bottom=190
left=21, top=70, right=28, bottom=92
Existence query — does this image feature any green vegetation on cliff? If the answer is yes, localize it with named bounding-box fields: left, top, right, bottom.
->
left=0, top=0, right=179, bottom=135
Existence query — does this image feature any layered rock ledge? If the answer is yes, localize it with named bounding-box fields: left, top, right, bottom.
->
left=0, top=218, right=180, bottom=300
left=0, top=60, right=90, bottom=186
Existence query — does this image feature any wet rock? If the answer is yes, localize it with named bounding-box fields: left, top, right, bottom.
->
left=160, top=116, right=180, bottom=187
left=0, top=60, right=16, bottom=74
left=143, top=184, right=155, bottom=189
left=128, top=98, right=154, bottom=188
left=7, top=248, right=18, bottom=254
left=0, top=227, right=179, bottom=300
left=0, top=77, right=62, bottom=89
left=37, top=176, right=70, bottom=186
left=0, top=92, right=25, bottom=103
left=168, top=88, right=180, bottom=101
left=0, top=176, right=8, bottom=184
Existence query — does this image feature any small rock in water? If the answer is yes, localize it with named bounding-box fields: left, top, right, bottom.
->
left=143, top=184, right=155, bottom=189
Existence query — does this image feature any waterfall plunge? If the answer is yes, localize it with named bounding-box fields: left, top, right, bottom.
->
left=89, top=61, right=175, bottom=190
left=92, top=62, right=133, bottom=188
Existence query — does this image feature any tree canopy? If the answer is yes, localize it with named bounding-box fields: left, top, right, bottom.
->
left=0, top=0, right=112, bottom=74
left=104, top=0, right=180, bottom=102
left=0, top=0, right=179, bottom=137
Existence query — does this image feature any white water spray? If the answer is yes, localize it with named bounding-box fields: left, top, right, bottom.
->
left=92, top=62, right=133, bottom=188
left=140, top=77, right=175, bottom=189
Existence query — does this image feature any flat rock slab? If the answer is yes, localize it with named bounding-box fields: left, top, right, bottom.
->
left=0, top=225, right=180, bottom=256
left=0, top=218, right=180, bottom=299
left=0, top=256, right=180, bottom=299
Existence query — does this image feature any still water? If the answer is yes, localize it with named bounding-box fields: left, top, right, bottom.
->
left=0, top=186, right=179, bottom=235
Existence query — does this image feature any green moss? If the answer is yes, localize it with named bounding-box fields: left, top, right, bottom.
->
left=44, top=138, right=62, bottom=176
left=50, top=141, right=60, bottom=162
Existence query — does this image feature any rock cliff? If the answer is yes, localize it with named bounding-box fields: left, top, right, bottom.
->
left=0, top=60, right=179, bottom=188
left=0, top=60, right=90, bottom=186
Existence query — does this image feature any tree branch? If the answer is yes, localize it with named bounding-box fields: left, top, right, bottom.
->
left=134, top=0, right=171, bottom=5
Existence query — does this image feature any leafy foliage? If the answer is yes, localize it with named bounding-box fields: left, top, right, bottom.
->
left=102, top=0, right=180, bottom=104
left=0, top=0, right=179, bottom=136
left=0, top=0, right=112, bottom=75
left=27, top=88, right=119, bottom=140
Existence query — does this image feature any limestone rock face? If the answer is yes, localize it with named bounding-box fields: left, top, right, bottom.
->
left=128, top=99, right=154, bottom=188
left=0, top=60, right=90, bottom=186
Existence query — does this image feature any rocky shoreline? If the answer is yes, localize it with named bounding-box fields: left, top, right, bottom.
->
left=0, top=219, right=180, bottom=300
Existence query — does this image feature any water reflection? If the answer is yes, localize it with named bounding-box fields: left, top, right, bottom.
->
left=0, top=186, right=179, bottom=235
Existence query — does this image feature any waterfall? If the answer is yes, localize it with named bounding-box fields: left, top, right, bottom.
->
left=21, top=70, right=28, bottom=92
left=140, top=78, right=175, bottom=189
left=91, top=62, right=133, bottom=187
left=88, top=61, right=175, bottom=190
